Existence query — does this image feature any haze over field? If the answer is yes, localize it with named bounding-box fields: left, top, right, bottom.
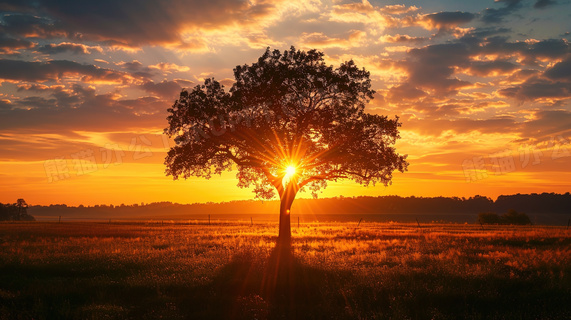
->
left=1, top=0, right=571, bottom=205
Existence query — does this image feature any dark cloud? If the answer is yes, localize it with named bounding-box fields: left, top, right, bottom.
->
left=36, top=42, right=100, bottom=55
left=479, top=37, right=570, bottom=65
left=467, top=60, right=519, bottom=77
left=504, top=69, right=541, bottom=82
left=118, top=60, right=145, bottom=71
left=498, top=77, right=571, bottom=100
left=481, top=0, right=523, bottom=24
left=0, top=35, right=35, bottom=53
left=12, top=84, right=96, bottom=110
left=17, top=84, right=58, bottom=92
left=0, top=13, right=68, bottom=39
left=0, top=0, right=37, bottom=12
left=465, top=27, right=511, bottom=38
left=381, top=34, right=426, bottom=44
left=534, top=0, right=557, bottom=9
left=0, top=99, right=12, bottom=110
left=12, top=96, right=57, bottom=109
left=544, top=56, right=571, bottom=81
left=404, top=43, right=472, bottom=96
left=0, top=59, right=137, bottom=83
left=387, top=83, right=427, bottom=102
left=140, top=80, right=183, bottom=99
left=521, top=110, right=571, bottom=141
left=0, top=92, right=166, bottom=133
left=1, top=0, right=275, bottom=47
left=527, top=39, right=570, bottom=60
left=423, top=11, right=475, bottom=30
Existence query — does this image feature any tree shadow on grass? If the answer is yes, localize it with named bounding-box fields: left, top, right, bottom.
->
left=198, top=242, right=347, bottom=320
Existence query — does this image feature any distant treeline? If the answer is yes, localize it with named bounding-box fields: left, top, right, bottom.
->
left=27, top=193, right=571, bottom=220
left=0, top=200, right=36, bottom=221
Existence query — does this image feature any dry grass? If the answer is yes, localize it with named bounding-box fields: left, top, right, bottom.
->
left=0, top=221, right=570, bottom=319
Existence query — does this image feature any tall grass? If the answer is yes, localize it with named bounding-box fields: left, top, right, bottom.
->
left=0, top=221, right=570, bottom=319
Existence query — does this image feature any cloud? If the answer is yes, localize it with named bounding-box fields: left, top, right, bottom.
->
left=481, top=0, right=523, bottom=24
left=117, top=60, right=145, bottom=71
left=419, top=11, right=476, bottom=31
left=466, top=59, right=519, bottom=77
left=380, top=4, right=419, bottom=15
left=0, top=35, right=35, bottom=54
left=387, top=83, right=427, bottom=102
left=116, top=60, right=154, bottom=79
left=0, top=13, right=61, bottom=38
left=380, top=34, right=426, bottom=44
left=140, top=80, right=183, bottom=99
left=299, top=30, right=366, bottom=49
left=475, top=37, right=570, bottom=65
left=330, top=0, right=395, bottom=30
left=403, top=43, right=472, bottom=96
left=149, top=62, right=190, bottom=73
left=0, top=90, right=166, bottom=134
left=521, top=110, right=571, bottom=141
left=0, top=59, right=140, bottom=84
left=544, top=56, right=571, bottom=81
left=17, top=83, right=65, bottom=93
left=36, top=42, right=103, bottom=55
left=0, top=99, right=13, bottom=110
left=498, top=76, right=571, bottom=101
left=534, top=0, right=557, bottom=9
left=1, top=0, right=288, bottom=48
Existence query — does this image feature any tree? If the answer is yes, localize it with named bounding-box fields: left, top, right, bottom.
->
left=502, top=209, right=531, bottom=225
left=478, top=212, right=501, bottom=224
left=16, top=198, right=27, bottom=221
left=0, top=199, right=34, bottom=221
left=478, top=209, right=532, bottom=225
left=165, top=47, right=408, bottom=244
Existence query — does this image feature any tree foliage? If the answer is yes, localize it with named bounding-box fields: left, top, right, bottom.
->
left=0, top=199, right=35, bottom=221
left=478, top=209, right=532, bottom=225
left=165, top=47, right=408, bottom=203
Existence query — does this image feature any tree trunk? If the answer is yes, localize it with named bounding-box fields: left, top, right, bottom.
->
left=278, top=185, right=296, bottom=244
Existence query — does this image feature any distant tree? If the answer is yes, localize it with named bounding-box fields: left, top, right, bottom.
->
left=478, top=212, right=501, bottom=224
left=501, top=209, right=531, bottom=225
left=478, top=209, right=531, bottom=225
left=164, top=47, right=408, bottom=244
left=0, top=199, right=34, bottom=221
left=16, top=198, right=27, bottom=221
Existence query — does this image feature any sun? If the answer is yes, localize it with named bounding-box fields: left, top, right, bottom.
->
left=282, top=165, right=297, bottom=186
left=285, top=165, right=296, bottom=177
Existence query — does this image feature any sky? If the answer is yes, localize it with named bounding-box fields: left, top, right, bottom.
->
left=1, top=0, right=570, bottom=206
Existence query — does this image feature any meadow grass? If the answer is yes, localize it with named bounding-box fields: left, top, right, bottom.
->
left=0, top=221, right=570, bottom=319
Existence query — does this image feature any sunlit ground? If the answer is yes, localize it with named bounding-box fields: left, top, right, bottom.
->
left=0, top=221, right=570, bottom=319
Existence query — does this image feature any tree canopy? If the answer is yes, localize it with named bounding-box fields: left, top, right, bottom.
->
left=165, top=46, right=408, bottom=241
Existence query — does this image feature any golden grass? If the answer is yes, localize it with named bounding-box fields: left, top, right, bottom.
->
left=0, top=221, right=570, bottom=319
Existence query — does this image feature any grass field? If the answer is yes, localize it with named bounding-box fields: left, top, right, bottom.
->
left=1, top=221, right=570, bottom=319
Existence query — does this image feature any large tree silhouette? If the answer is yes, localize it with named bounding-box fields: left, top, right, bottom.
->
left=165, top=47, right=408, bottom=244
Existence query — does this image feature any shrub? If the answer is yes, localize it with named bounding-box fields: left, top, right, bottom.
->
left=478, top=209, right=531, bottom=225
left=502, top=209, right=531, bottom=225
left=478, top=212, right=501, bottom=224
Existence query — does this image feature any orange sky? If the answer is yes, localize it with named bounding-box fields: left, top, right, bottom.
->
left=1, top=0, right=570, bottom=206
